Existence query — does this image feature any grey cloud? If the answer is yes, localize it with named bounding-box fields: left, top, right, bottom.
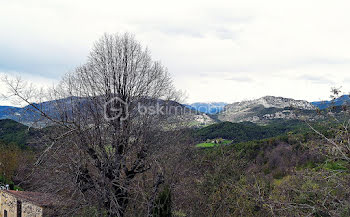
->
left=153, top=24, right=243, bottom=41
left=136, top=23, right=205, bottom=38
left=218, top=16, right=253, bottom=24
left=210, top=11, right=254, bottom=24
left=226, top=76, right=253, bottom=82
left=134, top=13, right=250, bottom=40
left=213, top=28, right=238, bottom=40
left=156, top=26, right=204, bottom=38
left=297, top=74, right=334, bottom=84
left=291, top=58, right=350, bottom=69
left=0, top=42, right=83, bottom=79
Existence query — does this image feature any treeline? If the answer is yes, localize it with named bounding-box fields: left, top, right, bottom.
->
left=0, top=119, right=38, bottom=147
left=0, top=119, right=36, bottom=189
left=0, top=140, right=33, bottom=190
left=193, top=119, right=309, bottom=142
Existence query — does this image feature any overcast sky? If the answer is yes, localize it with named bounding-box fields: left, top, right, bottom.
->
left=1, top=0, right=349, bottom=105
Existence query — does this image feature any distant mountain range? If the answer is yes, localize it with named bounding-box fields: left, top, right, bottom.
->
left=218, top=96, right=317, bottom=124
left=185, top=102, right=228, bottom=114
left=186, top=95, right=349, bottom=114
left=0, top=98, right=216, bottom=128
left=0, top=106, right=16, bottom=112
left=1, top=95, right=349, bottom=127
left=312, top=95, right=350, bottom=109
left=0, top=106, right=20, bottom=119
left=0, top=98, right=75, bottom=126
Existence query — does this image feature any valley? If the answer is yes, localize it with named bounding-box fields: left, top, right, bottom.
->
left=0, top=24, right=348, bottom=216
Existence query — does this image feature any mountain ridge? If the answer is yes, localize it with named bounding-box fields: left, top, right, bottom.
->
left=1, top=95, right=348, bottom=126
left=312, top=95, right=350, bottom=109
left=218, top=96, right=317, bottom=123
left=185, top=102, right=227, bottom=114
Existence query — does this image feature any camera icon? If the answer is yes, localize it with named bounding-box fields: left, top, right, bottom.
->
left=104, top=97, right=129, bottom=121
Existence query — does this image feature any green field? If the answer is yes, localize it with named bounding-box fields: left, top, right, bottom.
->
left=195, top=142, right=218, bottom=148
left=195, top=139, right=231, bottom=148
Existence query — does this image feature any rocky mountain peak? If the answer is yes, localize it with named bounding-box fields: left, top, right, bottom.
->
left=256, top=96, right=316, bottom=110
left=218, top=96, right=317, bottom=124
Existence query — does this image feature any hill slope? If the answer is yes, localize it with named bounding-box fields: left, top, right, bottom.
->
left=312, top=95, right=350, bottom=109
left=185, top=102, right=227, bottom=114
left=0, top=119, right=36, bottom=146
left=194, top=120, right=308, bottom=142
left=0, top=97, right=216, bottom=128
left=218, top=96, right=317, bottom=123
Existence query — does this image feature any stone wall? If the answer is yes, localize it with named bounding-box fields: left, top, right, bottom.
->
left=22, top=201, right=43, bottom=217
left=0, top=191, right=43, bottom=217
left=0, top=191, right=17, bottom=217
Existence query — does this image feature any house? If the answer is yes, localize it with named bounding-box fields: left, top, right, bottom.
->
left=0, top=189, right=57, bottom=217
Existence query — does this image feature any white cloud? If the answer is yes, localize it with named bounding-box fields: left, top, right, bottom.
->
left=0, top=0, right=349, bottom=103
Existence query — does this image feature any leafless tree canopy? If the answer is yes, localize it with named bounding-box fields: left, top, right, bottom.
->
left=4, top=33, right=179, bottom=217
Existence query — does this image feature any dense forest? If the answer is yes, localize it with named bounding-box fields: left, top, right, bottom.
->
left=194, top=119, right=309, bottom=141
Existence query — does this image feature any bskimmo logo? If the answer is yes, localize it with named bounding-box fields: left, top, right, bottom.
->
left=104, top=97, right=129, bottom=121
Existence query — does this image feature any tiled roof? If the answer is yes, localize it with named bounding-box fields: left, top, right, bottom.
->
left=3, top=190, right=57, bottom=207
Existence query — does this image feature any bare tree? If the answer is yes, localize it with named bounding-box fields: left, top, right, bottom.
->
left=4, top=33, right=179, bottom=216
left=261, top=88, right=350, bottom=216
left=305, top=88, right=350, bottom=162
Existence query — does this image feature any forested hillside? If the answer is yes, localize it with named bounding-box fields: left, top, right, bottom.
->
left=154, top=115, right=350, bottom=216
left=0, top=119, right=39, bottom=147
left=194, top=120, right=308, bottom=142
